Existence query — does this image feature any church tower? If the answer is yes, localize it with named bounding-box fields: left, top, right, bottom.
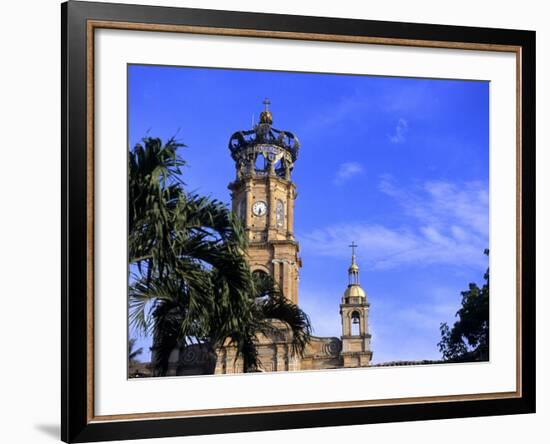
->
left=340, top=243, right=373, bottom=367
left=228, top=100, right=301, bottom=304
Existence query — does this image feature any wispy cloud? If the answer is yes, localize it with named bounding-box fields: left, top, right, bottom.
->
left=378, top=175, right=488, bottom=237
left=299, top=91, right=370, bottom=135
left=381, top=81, right=441, bottom=117
left=300, top=177, right=488, bottom=270
left=389, top=118, right=409, bottom=143
left=332, top=162, right=364, bottom=185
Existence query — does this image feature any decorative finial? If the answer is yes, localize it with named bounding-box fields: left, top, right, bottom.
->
left=259, top=98, right=273, bottom=125
left=349, top=241, right=359, bottom=266
left=348, top=242, right=360, bottom=285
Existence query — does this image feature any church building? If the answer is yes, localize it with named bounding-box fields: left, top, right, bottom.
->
left=162, top=101, right=373, bottom=375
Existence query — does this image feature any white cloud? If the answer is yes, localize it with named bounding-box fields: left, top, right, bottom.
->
left=389, top=118, right=409, bottom=143
left=379, top=176, right=489, bottom=237
left=332, top=162, right=364, bottom=185
left=300, top=177, right=488, bottom=270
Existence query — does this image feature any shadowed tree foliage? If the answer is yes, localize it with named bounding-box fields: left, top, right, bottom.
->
left=226, top=271, right=312, bottom=373
left=128, top=338, right=144, bottom=364
left=128, top=137, right=311, bottom=376
left=438, top=249, right=489, bottom=362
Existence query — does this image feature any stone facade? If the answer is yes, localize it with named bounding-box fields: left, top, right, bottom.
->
left=163, top=332, right=344, bottom=375
left=229, top=173, right=299, bottom=304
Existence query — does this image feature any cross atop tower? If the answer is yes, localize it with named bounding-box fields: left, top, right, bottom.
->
left=347, top=242, right=360, bottom=285
left=262, top=98, right=271, bottom=111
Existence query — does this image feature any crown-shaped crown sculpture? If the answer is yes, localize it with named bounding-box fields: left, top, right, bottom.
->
left=229, top=99, right=300, bottom=180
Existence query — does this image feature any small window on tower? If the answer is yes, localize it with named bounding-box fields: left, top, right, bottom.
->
left=276, top=200, right=284, bottom=227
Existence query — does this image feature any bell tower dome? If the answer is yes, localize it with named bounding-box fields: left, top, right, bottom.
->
left=340, top=243, right=373, bottom=367
left=227, top=100, right=301, bottom=304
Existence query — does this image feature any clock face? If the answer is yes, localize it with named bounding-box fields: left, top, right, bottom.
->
left=252, top=201, right=268, bottom=216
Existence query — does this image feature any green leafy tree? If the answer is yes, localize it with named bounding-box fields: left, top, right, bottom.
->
left=128, top=137, right=311, bottom=375
left=438, top=249, right=489, bottom=362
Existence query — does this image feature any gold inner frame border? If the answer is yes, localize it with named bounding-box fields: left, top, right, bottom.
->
left=85, top=19, right=523, bottom=423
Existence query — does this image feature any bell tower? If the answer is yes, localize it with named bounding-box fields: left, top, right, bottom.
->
left=228, top=100, right=301, bottom=304
left=340, top=243, right=373, bottom=367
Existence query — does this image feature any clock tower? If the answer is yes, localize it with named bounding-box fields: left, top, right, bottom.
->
left=228, top=100, right=301, bottom=304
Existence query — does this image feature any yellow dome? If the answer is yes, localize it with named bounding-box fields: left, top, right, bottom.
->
left=344, top=284, right=366, bottom=298
left=348, top=262, right=359, bottom=273
left=259, top=110, right=273, bottom=124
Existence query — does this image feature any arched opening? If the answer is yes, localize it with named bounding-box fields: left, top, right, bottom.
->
left=234, top=199, right=246, bottom=222
left=238, top=199, right=246, bottom=222
left=254, top=153, right=266, bottom=172
left=252, top=269, right=270, bottom=301
left=273, top=159, right=284, bottom=177
left=350, top=311, right=361, bottom=336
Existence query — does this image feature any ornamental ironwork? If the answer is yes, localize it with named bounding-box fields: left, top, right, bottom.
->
left=228, top=99, right=300, bottom=180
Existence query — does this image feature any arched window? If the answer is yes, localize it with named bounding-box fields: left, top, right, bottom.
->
left=254, top=153, right=266, bottom=172
left=276, top=200, right=284, bottom=227
left=237, top=199, right=246, bottom=222
left=252, top=269, right=270, bottom=301
left=350, top=311, right=361, bottom=336
left=273, top=158, right=284, bottom=177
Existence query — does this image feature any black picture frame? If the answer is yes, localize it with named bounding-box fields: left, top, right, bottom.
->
left=61, top=1, right=536, bottom=442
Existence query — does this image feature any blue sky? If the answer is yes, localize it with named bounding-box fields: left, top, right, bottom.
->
left=128, top=64, right=489, bottom=364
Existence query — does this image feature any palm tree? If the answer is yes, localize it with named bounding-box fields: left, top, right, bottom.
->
left=225, top=272, right=312, bottom=372
left=128, top=137, right=311, bottom=376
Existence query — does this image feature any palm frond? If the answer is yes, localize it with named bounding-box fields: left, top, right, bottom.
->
left=128, top=135, right=312, bottom=375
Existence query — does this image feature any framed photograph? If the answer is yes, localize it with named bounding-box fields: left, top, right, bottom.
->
left=62, top=1, right=535, bottom=442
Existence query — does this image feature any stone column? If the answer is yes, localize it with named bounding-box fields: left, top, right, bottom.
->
left=244, top=183, right=252, bottom=241
left=342, top=310, right=350, bottom=336
left=292, top=263, right=298, bottom=305
left=275, top=344, right=288, bottom=371
left=225, top=347, right=238, bottom=374
left=283, top=261, right=292, bottom=302
left=288, top=352, right=300, bottom=371
left=287, top=188, right=294, bottom=238
left=267, top=179, right=277, bottom=241
left=272, top=259, right=280, bottom=290
left=214, top=348, right=227, bottom=375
